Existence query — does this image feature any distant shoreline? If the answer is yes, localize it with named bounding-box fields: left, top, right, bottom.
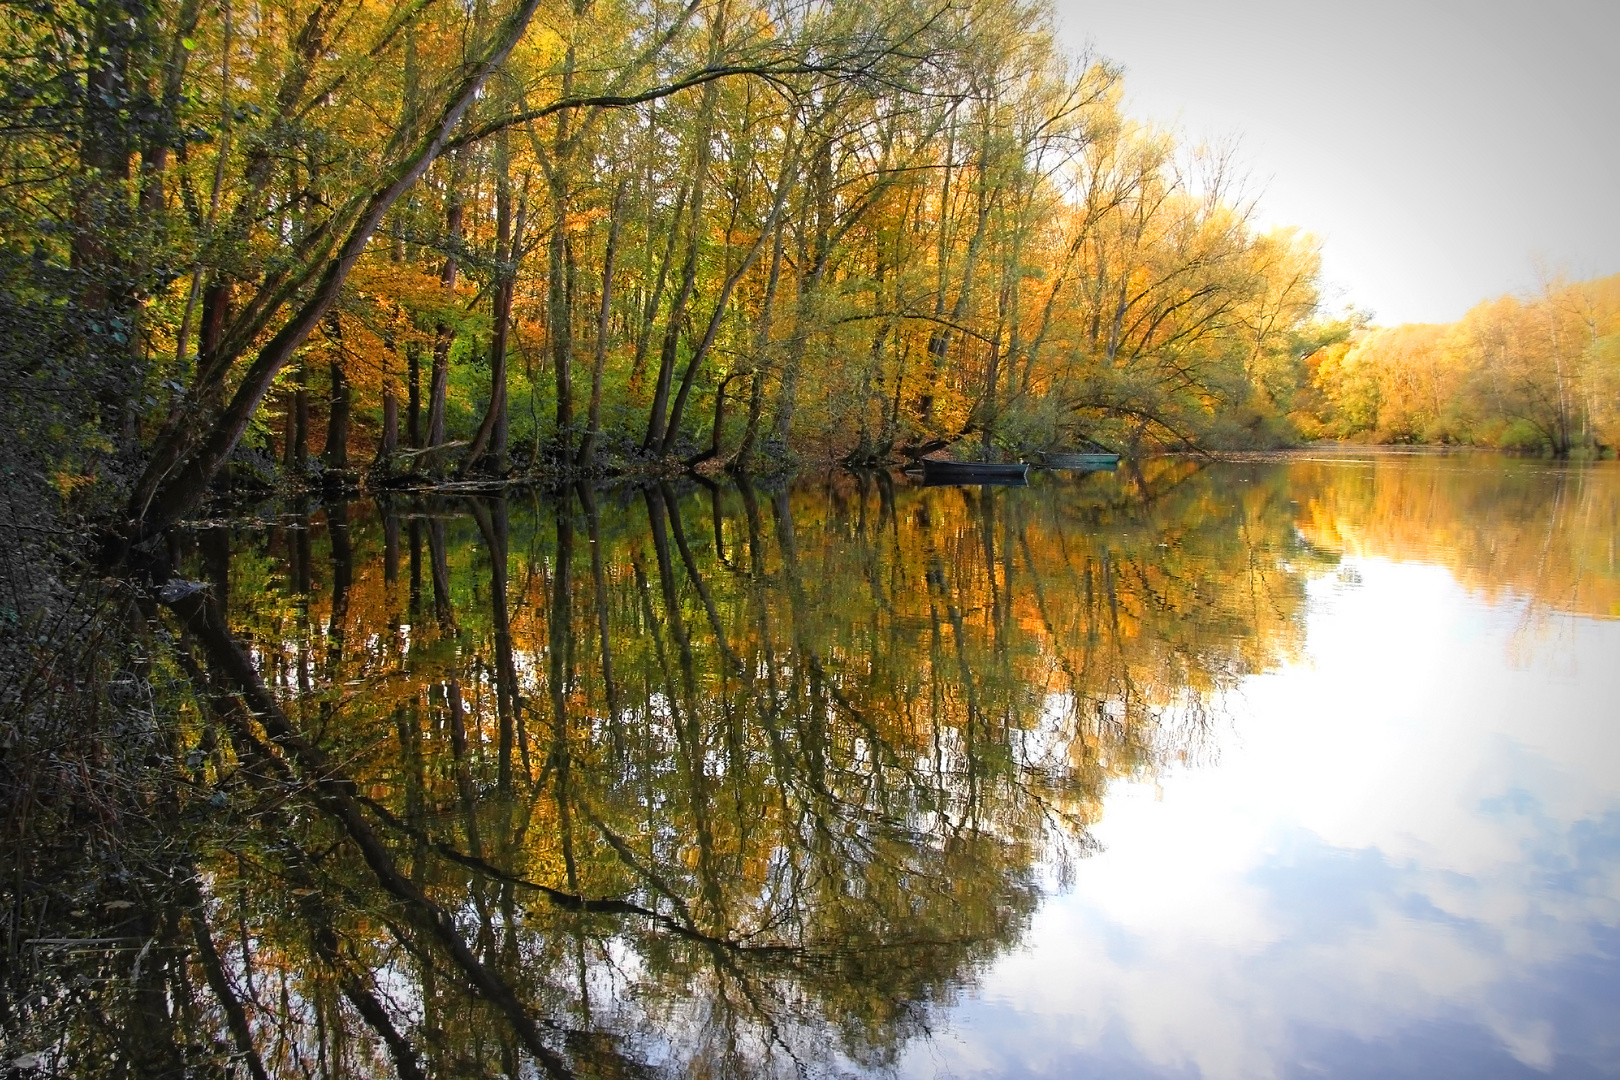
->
left=1191, top=444, right=1617, bottom=463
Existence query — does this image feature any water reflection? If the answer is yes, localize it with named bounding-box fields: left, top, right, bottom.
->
left=923, top=557, right=1620, bottom=1079
left=26, top=457, right=1620, bottom=1078
left=119, top=463, right=1311, bottom=1077
left=1287, top=454, right=1620, bottom=618
left=910, top=458, right=1620, bottom=1080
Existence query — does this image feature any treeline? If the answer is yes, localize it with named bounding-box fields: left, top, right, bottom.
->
left=1299, top=274, right=1620, bottom=455
left=1, top=0, right=1326, bottom=535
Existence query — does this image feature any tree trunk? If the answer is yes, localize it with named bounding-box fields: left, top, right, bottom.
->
left=642, top=41, right=724, bottom=453
left=285, top=358, right=308, bottom=473
left=322, top=317, right=350, bottom=472
left=463, top=135, right=519, bottom=476
left=549, top=204, right=574, bottom=451
left=406, top=342, right=422, bottom=448
left=661, top=131, right=800, bottom=456
left=643, top=187, right=708, bottom=451
left=379, top=388, right=399, bottom=460
left=578, top=178, right=627, bottom=468
left=732, top=215, right=785, bottom=470
left=920, top=114, right=957, bottom=423
left=323, top=357, right=350, bottom=471
left=429, top=192, right=463, bottom=448
left=376, top=290, right=402, bottom=465
left=629, top=180, right=688, bottom=390
left=690, top=371, right=747, bottom=465
left=981, top=270, right=1014, bottom=452
left=773, top=150, right=831, bottom=447
left=124, top=0, right=546, bottom=538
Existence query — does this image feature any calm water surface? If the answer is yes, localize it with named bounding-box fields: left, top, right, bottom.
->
left=175, top=454, right=1619, bottom=1078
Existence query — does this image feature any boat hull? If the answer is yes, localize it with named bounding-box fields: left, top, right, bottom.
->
left=919, top=460, right=1030, bottom=486
left=1039, top=452, right=1120, bottom=470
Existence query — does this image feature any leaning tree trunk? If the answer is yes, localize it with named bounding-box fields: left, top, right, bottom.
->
left=642, top=39, right=723, bottom=454
left=124, top=0, right=546, bottom=540
left=660, top=129, right=800, bottom=456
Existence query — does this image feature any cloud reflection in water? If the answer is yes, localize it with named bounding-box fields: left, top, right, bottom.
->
left=909, top=559, right=1620, bottom=1078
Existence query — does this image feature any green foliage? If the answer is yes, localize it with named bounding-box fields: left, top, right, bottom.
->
left=1496, top=418, right=1548, bottom=453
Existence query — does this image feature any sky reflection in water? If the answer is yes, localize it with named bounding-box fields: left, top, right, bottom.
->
left=910, top=484, right=1620, bottom=1078
left=148, top=455, right=1620, bottom=1079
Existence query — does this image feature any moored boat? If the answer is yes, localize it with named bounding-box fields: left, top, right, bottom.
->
left=1038, top=451, right=1120, bottom=470
left=918, top=459, right=1030, bottom=486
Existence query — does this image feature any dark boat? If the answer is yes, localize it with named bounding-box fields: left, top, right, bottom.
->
left=918, top=458, right=1030, bottom=486
left=1039, top=451, right=1120, bottom=470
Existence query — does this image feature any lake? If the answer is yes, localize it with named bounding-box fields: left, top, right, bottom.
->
left=147, top=453, right=1619, bottom=1078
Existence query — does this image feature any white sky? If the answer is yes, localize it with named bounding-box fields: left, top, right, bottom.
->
left=1049, top=0, right=1620, bottom=326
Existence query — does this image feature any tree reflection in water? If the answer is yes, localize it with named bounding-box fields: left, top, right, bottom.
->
left=37, top=462, right=1328, bottom=1078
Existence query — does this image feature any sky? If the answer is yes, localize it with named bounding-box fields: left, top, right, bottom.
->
left=1048, top=0, right=1620, bottom=326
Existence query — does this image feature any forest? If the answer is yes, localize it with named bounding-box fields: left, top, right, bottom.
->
left=2, top=0, right=1334, bottom=543
left=3, top=0, right=1609, bottom=556
left=3, top=0, right=1616, bottom=1070
left=1299, top=273, right=1620, bottom=455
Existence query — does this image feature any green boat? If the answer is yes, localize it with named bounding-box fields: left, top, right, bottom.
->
left=1039, top=451, right=1120, bottom=470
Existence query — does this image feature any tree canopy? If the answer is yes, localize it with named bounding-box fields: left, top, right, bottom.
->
left=2, top=0, right=1332, bottom=535
left=1298, top=273, right=1620, bottom=456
